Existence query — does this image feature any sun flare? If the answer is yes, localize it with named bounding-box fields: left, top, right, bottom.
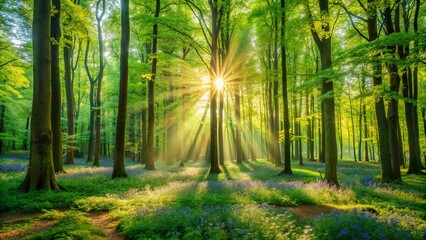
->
left=215, top=77, right=224, bottom=90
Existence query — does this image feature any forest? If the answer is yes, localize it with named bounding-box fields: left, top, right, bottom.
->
left=0, top=0, right=425, bottom=239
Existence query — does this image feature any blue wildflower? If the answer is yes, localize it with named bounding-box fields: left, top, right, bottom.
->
left=360, top=232, right=369, bottom=239
left=336, top=228, right=349, bottom=238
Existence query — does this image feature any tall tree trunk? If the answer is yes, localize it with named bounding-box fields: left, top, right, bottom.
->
left=141, top=106, right=147, bottom=164
left=84, top=40, right=96, bottom=163
left=272, top=16, right=281, bottom=167
left=358, top=100, right=362, bottom=161
left=146, top=0, right=160, bottom=170
left=218, top=19, right=227, bottom=166
left=0, top=104, right=5, bottom=154
left=306, top=94, right=313, bottom=161
left=102, top=110, right=108, bottom=157
left=319, top=102, right=325, bottom=163
left=298, top=96, right=303, bottom=165
left=218, top=90, right=225, bottom=165
left=74, top=53, right=84, bottom=158
left=310, top=95, right=315, bottom=160
left=412, top=0, right=423, bottom=169
left=348, top=88, right=357, bottom=162
left=248, top=94, right=256, bottom=161
left=64, top=37, right=74, bottom=165
left=51, top=0, right=64, bottom=173
left=20, top=0, right=60, bottom=192
left=422, top=108, right=426, bottom=166
left=93, top=0, right=106, bottom=167
left=366, top=0, right=392, bottom=182
left=112, top=0, right=129, bottom=179
left=383, top=4, right=402, bottom=181
left=402, top=0, right=423, bottom=174
left=268, top=79, right=275, bottom=163
left=363, top=103, right=369, bottom=162
left=22, top=113, right=30, bottom=151
left=234, top=84, right=243, bottom=164
left=293, top=94, right=298, bottom=161
left=308, top=0, right=338, bottom=185
left=208, top=0, right=221, bottom=174
left=338, top=101, right=343, bottom=159
left=165, top=76, right=175, bottom=166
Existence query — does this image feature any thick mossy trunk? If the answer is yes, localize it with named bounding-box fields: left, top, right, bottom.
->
left=20, top=0, right=61, bottom=192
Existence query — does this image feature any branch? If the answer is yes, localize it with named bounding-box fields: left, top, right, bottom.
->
left=331, top=7, right=341, bottom=37
left=72, top=39, right=82, bottom=72
left=84, top=40, right=95, bottom=84
left=160, top=2, right=179, bottom=11
left=161, top=22, right=209, bottom=54
left=304, top=2, right=322, bottom=48
left=95, top=0, right=106, bottom=22
left=339, top=2, right=367, bottom=22
left=162, top=22, right=209, bottom=68
left=0, top=45, right=11, bottom=51
left=0, top=58, right=20, bottom=68
left=357, top=0, right=367, bottom=12
left=186, top=0, right=212, bottom=48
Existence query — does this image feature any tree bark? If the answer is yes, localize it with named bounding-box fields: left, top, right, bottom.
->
left=93, top=0, right=106, bottom=167
left=358, top=100, right=362, bottom=161
left=248, top=95, right=256, bottom=161
left=272, top=15, right=281, bottom=167
left=218, top=89, right=225, bottom=165
left=51, top=0, right=65, bottom=173
left=383, top=3, right=402, bottom=181
left=402, top=0, right=423, bottom=174
left=112, top=0, right=129, bottom=179
left=280, top=7, right=293, bottom=174
left=234, top=84, right=243, bottom=164
left=20, top=0, right=60, bottom=192
left=146, top=0, right=160, bottom=170
left=64, top=37, right=74, bottom=165
left=309, top=0, right=338, bottom=185
left=141, top=106, right=147, bottom=164
left=0, top=104, right=5, bottom=154
left=84, top=40, right=96, bottom=164
left=278, top=0, right=292, bottom=175
left=208, top=0, right=221, bottom=174
left=365, top=0, right=393, bottom=181
left=363, top=102, right=369, bottom=162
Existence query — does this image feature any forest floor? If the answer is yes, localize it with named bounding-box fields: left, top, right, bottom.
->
left=0, top=155, right=425, bottom=239
left=0, top=203, right=342, bottom=239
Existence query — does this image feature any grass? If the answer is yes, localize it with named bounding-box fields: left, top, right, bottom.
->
left=0, top=157, right=425, bottom=239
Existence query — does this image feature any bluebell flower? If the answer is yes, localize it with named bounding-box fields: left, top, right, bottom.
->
left=354, top=221, right=360, bottom=229
left=360, top=232, right=369, bottom=239
left=336, top=228, right=349, bottom=238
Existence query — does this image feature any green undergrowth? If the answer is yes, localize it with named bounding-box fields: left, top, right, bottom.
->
left=118, top=204, right=302, bottom=240
left=23, top=211, right=106, bottom=240
left=0, top=158, right=425, bottom=239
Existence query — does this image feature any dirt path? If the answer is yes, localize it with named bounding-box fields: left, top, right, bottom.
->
left=0, top=211, right=125, bottom=240
left=288, top=204, right=343, bottom=221
left=87, top=212, right=124, bottom=240
left=0, top=212, right=55, bottom=240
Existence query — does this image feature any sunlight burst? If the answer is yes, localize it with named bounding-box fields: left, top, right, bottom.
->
left=215, top=77, right=224, bottom=90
